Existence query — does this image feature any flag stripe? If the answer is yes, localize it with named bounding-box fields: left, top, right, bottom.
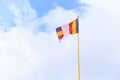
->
left=61, top=24, right=69, bottom=37
left=72, top=20, right=77, bottom=34
left=58, top=35, right=64, bottom=40
left=57, top=31, right=63, bottom=36
left=56, top=27, right=62, bottom=32
left=76, top=18, right=79, bottom=33
left=69, top=22, right=72, bottom=34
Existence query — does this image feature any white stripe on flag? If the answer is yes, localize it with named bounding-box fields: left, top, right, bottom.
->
left=61, top=24, right=69, bottom=38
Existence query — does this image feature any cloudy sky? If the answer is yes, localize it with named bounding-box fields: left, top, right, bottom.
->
left=0, top=0, right=120, bottom=80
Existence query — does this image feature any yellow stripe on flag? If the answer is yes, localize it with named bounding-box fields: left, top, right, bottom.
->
left=57, top=31, right=63, bottom=36
left=72, top=20, right=77, bottom=34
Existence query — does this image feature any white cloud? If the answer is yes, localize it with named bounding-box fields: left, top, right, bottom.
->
left=9, top=0, right=37, bottom=26
left=78, top=0, right=120, bottom=80
left=0, top=26, right=45, bottom=79
left=80, top=0, right=120, bottom=14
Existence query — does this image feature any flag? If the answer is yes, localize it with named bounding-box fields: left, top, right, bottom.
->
left=56, top=17, right=79, bottom=41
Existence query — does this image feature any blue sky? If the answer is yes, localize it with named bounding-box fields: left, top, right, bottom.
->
left=0, top=0, right=120, bottom=80
left=29, top=0, right=80, bottom=17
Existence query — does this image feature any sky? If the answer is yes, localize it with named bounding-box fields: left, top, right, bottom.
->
left=0, top=0, right=120, bottom=80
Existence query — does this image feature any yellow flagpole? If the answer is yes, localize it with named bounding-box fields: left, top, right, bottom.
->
left=78, top=33, right=80, bottom=80
left=77, top=16, right=80, bottom=80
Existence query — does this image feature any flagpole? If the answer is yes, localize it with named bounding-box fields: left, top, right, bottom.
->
left=77, top=16, right=80, bottom=80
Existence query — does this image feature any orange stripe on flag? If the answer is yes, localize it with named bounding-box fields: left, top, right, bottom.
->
left=72, top=20, right=77, bottom=34
left=69, top=18, right=79, bottom=34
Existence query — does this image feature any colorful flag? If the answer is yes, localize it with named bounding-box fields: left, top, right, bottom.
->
left=56, top=17, right=79, bottom=41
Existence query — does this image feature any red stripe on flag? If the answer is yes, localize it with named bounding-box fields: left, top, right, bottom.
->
left=58, top=35, right=64, bottom=40
left=69, top=22, right=73, bottom=34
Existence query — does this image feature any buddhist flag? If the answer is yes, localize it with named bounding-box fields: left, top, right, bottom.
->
left=56, top=17, right=79, bottom=41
